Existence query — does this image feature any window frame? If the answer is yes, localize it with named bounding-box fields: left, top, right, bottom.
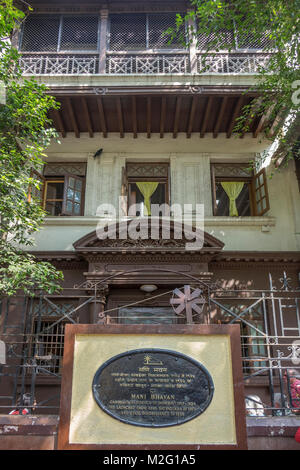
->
left=211, top=163, right=270, bottom=217
left=122, top=162, right=170, bottom=216
left=28, top=166, right=86, bottom=217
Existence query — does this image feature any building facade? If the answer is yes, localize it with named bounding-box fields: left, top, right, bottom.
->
left=0, top=0, right=300, bottom=450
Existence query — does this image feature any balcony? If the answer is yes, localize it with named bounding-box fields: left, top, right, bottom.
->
left=18, top=13, right=272, bottom=76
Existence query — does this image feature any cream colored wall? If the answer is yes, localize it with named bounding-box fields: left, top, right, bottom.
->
left=69, top=333, right=236, bottom=445
left=29, top=134, right=300, bottom=252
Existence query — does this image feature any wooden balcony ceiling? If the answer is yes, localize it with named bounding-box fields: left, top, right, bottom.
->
left=49, top=91, right=276, bottom=139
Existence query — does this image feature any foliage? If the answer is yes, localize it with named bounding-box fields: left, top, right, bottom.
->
left=170, top=0, right=300, bottom=164
left=0, top=0, right=63, bottom=296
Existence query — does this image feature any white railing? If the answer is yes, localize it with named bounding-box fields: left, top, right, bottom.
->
left=197, top=52, right=271, bottom=74
left=19, top=53, right=99, bottom=75
left=106, top=52, right=190, bottom=74
left=19, top=51, right=271, bottom=75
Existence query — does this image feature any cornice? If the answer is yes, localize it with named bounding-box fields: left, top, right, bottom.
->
left=30, top=250, right=300, bottom=268
left=47, top=85, right=256, bottom=97
left=25, top=1, right=190, bottom=14
left=210, top=251, right=300, bottom=269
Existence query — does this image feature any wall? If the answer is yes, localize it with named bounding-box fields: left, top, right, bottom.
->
left=0, top=415, right=299, bottom=450
left=27, top=133, right=300, bottom=253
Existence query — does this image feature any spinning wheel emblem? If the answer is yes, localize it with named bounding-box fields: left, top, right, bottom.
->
left=170, top=285, right=206, bottom=324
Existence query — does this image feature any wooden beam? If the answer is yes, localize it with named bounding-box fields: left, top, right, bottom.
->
left=186, top=96, right=198, bottom=138
left=66, top=98, right=79, bottom=138
left=253, top=103, right=275, bottom=138
left=173, top=96, right=182, bottom=139
left=81, top=97, right=93, bottom=138
left=226, top=96, right=243, bottom=138
left=52, top=109, right=66, bottom=138
left=132, top=96, right=137, bottom=138
left=147, top=97, right=151, bottom=139
left=240, top=97, right=262, bottom=139
left=213, top=96, right=228, bottom=138
left=116, top=97, right=124, bottom=138
left=96, top=96, right=107, bottom=138
left=200, top=96, right=212, bottom=138
left=160, top=96, right=167, bottom=139
left=268, top=109, right=285, bottom=138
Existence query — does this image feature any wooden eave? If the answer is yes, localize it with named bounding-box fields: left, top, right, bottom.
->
left=48, top=86, right=276, bottom=139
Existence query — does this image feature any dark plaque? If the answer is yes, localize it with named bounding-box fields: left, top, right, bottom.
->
left=92, top=348, right=214, bottom=427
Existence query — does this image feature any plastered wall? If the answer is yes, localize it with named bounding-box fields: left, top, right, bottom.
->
left=29, top=134, right=300, bottom=252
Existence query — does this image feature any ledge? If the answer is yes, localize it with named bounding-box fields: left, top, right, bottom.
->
left=205, top=216, right=276, bottom=228
left=247, top=416, right=300, bottom=437
left=32, top=74, right=258, bottom=90
left=43, top=216, right=276, bottom=229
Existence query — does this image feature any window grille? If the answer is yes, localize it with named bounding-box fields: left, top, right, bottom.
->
left=109, top=14, right=146, bottom=51
left=236, top=31, right=274, bottom=50
left=29, top=301, right=77, bottom=376
left=108, top=13, right=186, bottom=51
left=148, top=13, right=185, bottom=49
left=196, top=18, right=274, bottom=51
left=32, top=320, right=66, bottom=376
left=60, top=16, right=100, bottom=51
left=20, top=15, right=60, bottom=52
left=20, top=14, right=100, bottom=53
left=197, top=28, right=235, bottom=51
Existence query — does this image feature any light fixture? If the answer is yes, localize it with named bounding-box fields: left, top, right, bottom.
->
left=140, top=284, right=158, bottom=293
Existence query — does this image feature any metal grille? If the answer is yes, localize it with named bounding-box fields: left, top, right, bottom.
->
left=109, top=13, right=185, bottom=51
left=197, top=29, right=235, bottom=51
left=196, top=22, right=274, bottom=51
left=109, top=14, right=146, bottom=51
left=20, top=14, right=100, bottom=53
left=236, top=31, right=274, bottom=50
left=20, top=15, right=60, bottom=52
left=148, top=13, right=186, bottom=49
left=1, top=272, right=300, bottom=417
left=60, top=16, right=99, bottom=51
left=31, top=320, right=66, bottom=376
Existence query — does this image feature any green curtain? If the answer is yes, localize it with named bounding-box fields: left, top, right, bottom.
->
left=221, top=182, right=244, bottom=216
left=136, top=182, right=158, bottom=216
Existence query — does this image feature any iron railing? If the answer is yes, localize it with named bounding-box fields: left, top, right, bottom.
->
left=0, top=272, right=299, bottom=416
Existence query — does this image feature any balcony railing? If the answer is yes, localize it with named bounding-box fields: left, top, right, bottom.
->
left=19, top=51, right=271, bottom=76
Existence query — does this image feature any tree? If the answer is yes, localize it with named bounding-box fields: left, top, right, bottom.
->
left=171, top=0, right=300, bottom=166
left=0, top=0, right=63, bottom=296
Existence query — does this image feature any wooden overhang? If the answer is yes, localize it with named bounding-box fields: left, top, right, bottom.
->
left=48, top=85, right=277, bottom=139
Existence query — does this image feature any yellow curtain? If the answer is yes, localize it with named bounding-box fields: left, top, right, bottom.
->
left=136, top=182, right=158, bottom=216
left=221, top=182, right=244, bottom=216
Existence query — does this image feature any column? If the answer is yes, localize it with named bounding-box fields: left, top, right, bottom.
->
left=99, top=8, right=109, bottom=74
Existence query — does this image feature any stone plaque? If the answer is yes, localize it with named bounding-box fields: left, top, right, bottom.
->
left=92, top=348, right=214, bottom=427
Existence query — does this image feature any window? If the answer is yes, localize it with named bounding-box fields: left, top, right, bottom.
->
left=27, top=300, right=77, bottom=376
left=211, top=163, right=270, bottom=216
left=28, top=163, right=86, bottom=216
left=196, top=18, right=274, bottom=51
left=119, top=307, right=176, bottom=324
left=122, top=162, right=170, bottom=216
left=20, top=14, right=100, bottom=52
left=109, top=13, right=186, bottom=51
